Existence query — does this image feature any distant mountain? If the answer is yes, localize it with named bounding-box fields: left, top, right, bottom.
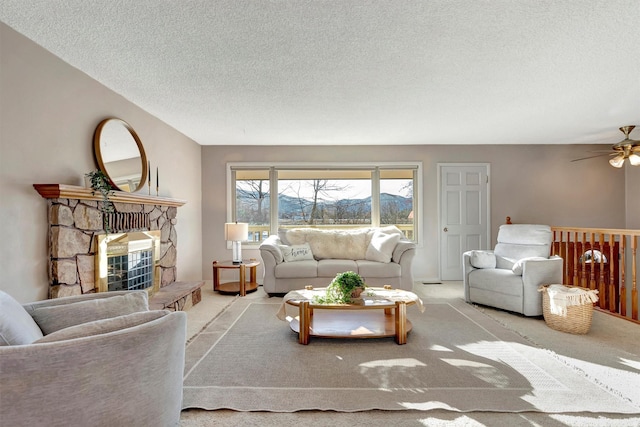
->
left=237, top=189, right=411, bottom=220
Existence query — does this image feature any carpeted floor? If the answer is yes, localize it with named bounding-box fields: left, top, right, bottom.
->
left=180, top=283, right=640, bottom=426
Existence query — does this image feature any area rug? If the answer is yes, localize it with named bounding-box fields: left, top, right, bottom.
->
left=182, top=298, right=640, bottom=414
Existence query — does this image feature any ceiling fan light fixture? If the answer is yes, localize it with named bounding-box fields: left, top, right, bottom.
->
left=629, top=153, right=640, bottom=166
left=609, top=155, right=625, bottom=168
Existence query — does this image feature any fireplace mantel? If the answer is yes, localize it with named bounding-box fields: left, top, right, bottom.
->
left=34, top=184, right=186, bottom=207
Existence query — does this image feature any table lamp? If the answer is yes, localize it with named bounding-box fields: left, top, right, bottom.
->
left=225, top=222, right=248, bottom=264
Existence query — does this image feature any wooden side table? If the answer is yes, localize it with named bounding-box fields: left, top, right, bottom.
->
left=212, top=260, right=260, bottom=296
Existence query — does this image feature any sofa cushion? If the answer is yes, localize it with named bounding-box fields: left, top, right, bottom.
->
left=29, top=292, right=149, bottom=335
left=317, top=259, right=358, bottom=277
left=497, top=224, right=552, bottom=245
left=277, top=228, right=291, bottom=245
left=494, top=224, right=552, bottom=261
left=34, top=310, right=168, bottom=343
left=279, top=243, right=314, bottom=262
left=495, top=243, right=550, bottom=260
left=275, top=260, right=318, bottom=278
left=468, top=269, right=523, bottom=297
left=511, top=257, right=547, bottom=275
left=357, top=260, right=401, bottom=278
left=365, top=230, right=401, bottom=263
left=496, top=255, right=516, bottom=270
left=0, top=291, right=44, bottom=346
left=469, top=250, right=496, bottom=269
left=283, top=228, right=369, bottom=260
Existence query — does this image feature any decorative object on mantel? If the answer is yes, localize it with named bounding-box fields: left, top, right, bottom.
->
left=313, top=271, right=367, bottom=304
left=85, top=169, right=115, bottom=233
left=224, top=221, right=248, bottom=264
left=93, top=117, right=149, bottom=192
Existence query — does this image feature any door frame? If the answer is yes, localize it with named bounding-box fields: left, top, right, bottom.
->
left=437, top=163, right=491, bottom=281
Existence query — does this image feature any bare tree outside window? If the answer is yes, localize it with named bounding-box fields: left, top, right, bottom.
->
left=279, top=179, right=362, bottom=225
left=236, top=179, right=269, bottom=224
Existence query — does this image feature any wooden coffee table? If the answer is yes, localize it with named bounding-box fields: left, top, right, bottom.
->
left=282, top=287, right=423, bottom=345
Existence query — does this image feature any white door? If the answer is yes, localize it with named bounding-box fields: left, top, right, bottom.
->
left=439, top=164, right=490, bottom=280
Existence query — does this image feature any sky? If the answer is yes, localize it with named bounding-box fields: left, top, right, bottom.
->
left=278, top=179, right=411, bottom=201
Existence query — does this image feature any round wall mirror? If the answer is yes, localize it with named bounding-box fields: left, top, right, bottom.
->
left=93, top=118, right=148, bottom=192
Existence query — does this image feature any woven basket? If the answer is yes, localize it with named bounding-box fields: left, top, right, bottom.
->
left=539, top=285, right=595, bottom=334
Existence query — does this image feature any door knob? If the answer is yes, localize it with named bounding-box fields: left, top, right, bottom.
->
left=444, top=227, right=448, bottom=232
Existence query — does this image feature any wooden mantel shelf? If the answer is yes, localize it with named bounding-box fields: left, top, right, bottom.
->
left=34, top=184, right=186, bottom=207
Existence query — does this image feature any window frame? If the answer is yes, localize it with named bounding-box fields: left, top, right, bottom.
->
left=227, top=162, right=422, bottom=246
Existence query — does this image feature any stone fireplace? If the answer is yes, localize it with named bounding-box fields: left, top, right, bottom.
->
left=34, top=184, right=185, bottom=299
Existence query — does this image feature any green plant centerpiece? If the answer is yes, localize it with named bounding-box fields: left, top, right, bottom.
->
left=85, top=170, right=115, bottom=233
left=314, top=271, right=367, bottom=304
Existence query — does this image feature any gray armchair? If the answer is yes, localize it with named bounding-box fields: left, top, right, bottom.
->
left=463, top=224, right=563, bottom=316
left=0, top=290, right=186, bottom=427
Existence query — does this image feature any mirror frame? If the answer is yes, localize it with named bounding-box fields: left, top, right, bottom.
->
left=93, top=118, right=148, bottom=193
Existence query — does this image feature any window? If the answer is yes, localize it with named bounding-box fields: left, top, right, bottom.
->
left=233, top=169, right=270, bottom=242
left=228, top=163, right=421, bottom=244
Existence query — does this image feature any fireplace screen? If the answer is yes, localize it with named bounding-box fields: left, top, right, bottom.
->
left=107, top=246, right=153, bottom=291
left=96, top=231, right=161, bottom=293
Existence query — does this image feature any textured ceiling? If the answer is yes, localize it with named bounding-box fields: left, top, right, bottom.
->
left=1, top=1, right=639, bottom=146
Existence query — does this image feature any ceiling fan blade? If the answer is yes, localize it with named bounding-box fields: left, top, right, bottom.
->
left=571, top=153, right=614, bottom=162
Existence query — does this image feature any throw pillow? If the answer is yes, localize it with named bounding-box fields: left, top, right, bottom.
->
left=34, top=310, right=168, bottom=344
left=365, top=231, right=401, bottom=263
left=511, top=256, right=547, bottom=275
left=0, top=291, right=44, bottom=345
left=30, top=292, right=149, bottom=335
left=279, top=243, right=314, bottom=262
left=469, top=250, right=496, bottom=269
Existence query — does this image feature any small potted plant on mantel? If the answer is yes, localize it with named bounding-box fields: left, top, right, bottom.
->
left=314, top=271, right=367, bottom=304
left=85, top=170, right=115, bottom=233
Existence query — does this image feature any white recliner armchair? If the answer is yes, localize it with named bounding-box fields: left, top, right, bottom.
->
left=463, top=224, right=563, bottom=316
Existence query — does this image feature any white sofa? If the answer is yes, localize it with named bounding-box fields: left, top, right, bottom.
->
left=463, top=224, right=563, bottom=316
left=259, top=226, right=416, bottom=295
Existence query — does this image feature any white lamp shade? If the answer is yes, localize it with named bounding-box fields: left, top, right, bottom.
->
left=609, top=155, right=625, bottom=168
left=225, top=222, right=248, bottom=241
left=629, top=153, right=640, bottom=166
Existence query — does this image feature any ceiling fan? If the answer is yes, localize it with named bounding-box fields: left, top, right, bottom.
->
left=572, top=125, right=640, bottom=168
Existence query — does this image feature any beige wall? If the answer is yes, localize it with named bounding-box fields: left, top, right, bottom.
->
left=0, top=24, right=203, bottom=302
left=626, top=165, right=640, bottom=229
left=201, top=144, right=630, bottom=282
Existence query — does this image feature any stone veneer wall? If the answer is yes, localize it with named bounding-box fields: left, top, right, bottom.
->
left=48, top=198, right=178, bottom=298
